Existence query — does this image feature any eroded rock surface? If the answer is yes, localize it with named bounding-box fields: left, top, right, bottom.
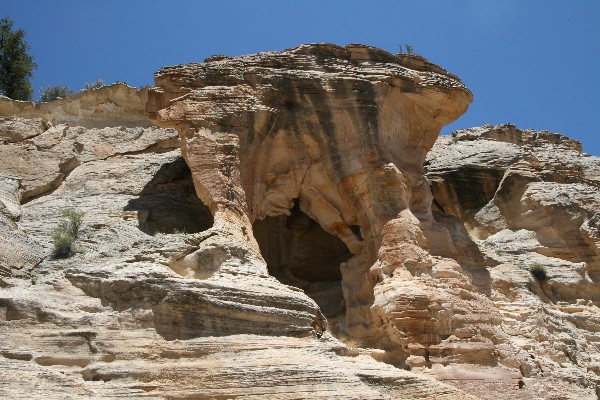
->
left=0, top=83, right=151, bottom=129
left=0, top=44, right=481, bottom=399
left=0, top=174, right=44, bottom=277
left=425, top=124, right=600, bottom=397
left=0, top=44, right=598, bottom=399
left=147, top=44, right=479, bottom=357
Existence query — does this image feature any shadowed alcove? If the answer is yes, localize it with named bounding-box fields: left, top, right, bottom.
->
left=125, top=156, right=214, bottom=235
left=252, top=200, right=353, bottom=319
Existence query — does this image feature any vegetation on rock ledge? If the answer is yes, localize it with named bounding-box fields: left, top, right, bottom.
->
left=39, top=85, right=74, bottom=102
left=529, top=262, right=548, bottom=281
left=52, top=208, right=84, bottom=259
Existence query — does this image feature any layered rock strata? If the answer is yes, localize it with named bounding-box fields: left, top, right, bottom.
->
left=425, top=124, right=600, bottom=397
left=0, top=55, right=476, bottom=399
left=0, top=83, right=151, bottom=128
left=0, top=44, right=598, bottom=399
left=147, top=44, right=502, bottom=369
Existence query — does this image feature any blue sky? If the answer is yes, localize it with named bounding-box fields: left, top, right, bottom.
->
left=4, top=1, right=599, bottom=155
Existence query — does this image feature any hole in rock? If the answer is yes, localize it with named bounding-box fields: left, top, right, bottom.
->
left=349, top=225, right=363, bottom=241
left=125, top=156, right=213, bottom=235
left=253, top=200, right=353, bottom=321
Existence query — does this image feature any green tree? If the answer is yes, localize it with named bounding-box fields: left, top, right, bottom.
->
left=0, top=18, right=37, bottom=101
left=39, top=85, right=73, bottom=102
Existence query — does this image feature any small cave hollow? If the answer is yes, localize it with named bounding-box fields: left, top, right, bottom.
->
left=252, top=200, right=353, bottom=322
left=125, top=156, right=214, bottom=235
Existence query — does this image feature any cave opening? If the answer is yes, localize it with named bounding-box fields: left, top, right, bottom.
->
left=252, top=200, right=353, bottom=322
left=125, top=156, right=214, bottom=235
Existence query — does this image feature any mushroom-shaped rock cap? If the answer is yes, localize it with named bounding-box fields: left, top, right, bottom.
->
left=148, top=43, right=471, bottom=140
left=146, top=42, right=472, bottom=235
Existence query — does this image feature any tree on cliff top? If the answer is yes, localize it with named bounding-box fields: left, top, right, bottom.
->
left=0, top=18, right=37, bottom=101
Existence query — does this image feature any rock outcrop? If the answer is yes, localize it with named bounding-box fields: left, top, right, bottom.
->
left=425, top=124, right=600, bottom=397
left=0, top=44, right=598, bottom=399
left=0, top=83, right=151, bottom=129
left=147, top=44, right=484, bottom=361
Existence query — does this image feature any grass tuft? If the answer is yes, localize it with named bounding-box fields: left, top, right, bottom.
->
left=529, top=262, right=547, bottom=281
left=51, top=208, right=84, bottom=259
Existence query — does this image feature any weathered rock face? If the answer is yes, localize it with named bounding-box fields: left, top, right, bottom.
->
left=0, top=47, right=480, bottom=399
left=0, top=44, right=599, bottom=399
left=426, top=124, right=600, bottom=299
left=0, top=95, right=325, bottom=341
left=0, top=83, right=152, bottom=128
left=0, top=174, right=45, bottom=277
left=425, top=124, right=600, bottom=397
left=147, top=44, right=487, bottom=359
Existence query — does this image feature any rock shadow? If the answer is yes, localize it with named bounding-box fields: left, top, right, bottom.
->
left=253, top=200, right=352, bottom=319
left=125, top=156, right=213, bottom=235
left=432, top=210, right=494, bottom=297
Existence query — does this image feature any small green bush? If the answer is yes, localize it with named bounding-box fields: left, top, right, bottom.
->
left=51, top=208, right=84, bottom=259
left=83, top=79, right=104, bottom=90
left=52, top=230, right=76, bottom=259
left=39, top=85, right=74, bottom=102
left=573, top=161, right=585, bottom=173
left=397, top=43, right=415, bottom=55
left=529, top=262, right=547, bottom=281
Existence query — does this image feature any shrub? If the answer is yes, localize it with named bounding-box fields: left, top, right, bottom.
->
left=39, top=85, right=74, bottom=102
left=51, top=208, right=84, bottom=259
left=83, top=79, right=104, bottom=90
left=397, top=43, right=415, bottom=55
left=52, top=230, right=76, bottom=259
left=529, top=262, right=547, bottom=281
left=337, top=334, right=361, bottom=357
left=573, top=161, right=585, bottom=173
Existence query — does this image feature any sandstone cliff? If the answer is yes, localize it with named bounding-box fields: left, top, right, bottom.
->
left=0, top=44, right=598, bottom=399
left=425, top=124, right=600, bottom=397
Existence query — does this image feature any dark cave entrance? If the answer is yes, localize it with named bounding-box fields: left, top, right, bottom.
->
left=125, top=156, right=214, bottom=235
left=252, top=200, right=353, bottom=320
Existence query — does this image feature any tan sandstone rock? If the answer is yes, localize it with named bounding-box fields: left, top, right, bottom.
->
left=0, top=83, right=151, bottom=129
left=0, top=45, right=481, bottom=399
left=0, top=44, right=598, bottom=399
left=425, top=124, right=600, bottom=396
left=147, top=44, right=502, bottom=369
